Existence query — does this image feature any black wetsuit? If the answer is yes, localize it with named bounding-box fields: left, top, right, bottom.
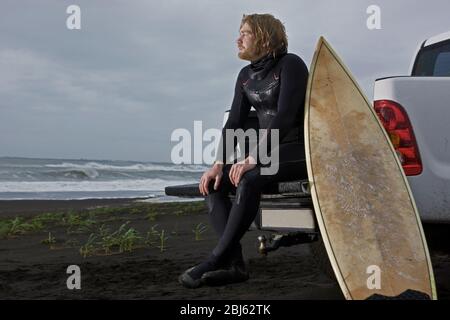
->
left=187, top=49, right=309, bottom=281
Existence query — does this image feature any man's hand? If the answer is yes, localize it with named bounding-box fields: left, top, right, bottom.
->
left=229, top=156, right=257, bottom=187
left=199, top=162, right=224, bottom=196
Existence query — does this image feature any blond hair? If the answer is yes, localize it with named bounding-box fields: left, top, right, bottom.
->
left=240, top=14, right=288, bottom=58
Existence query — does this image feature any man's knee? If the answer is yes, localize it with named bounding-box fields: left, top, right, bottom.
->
left=206, top=178, right=231, bottom=195
left=237, top=169, right=262, bottom=192
left=206, top=180, right=219, bottom=195
left=234, top=174, right=263, bottom=206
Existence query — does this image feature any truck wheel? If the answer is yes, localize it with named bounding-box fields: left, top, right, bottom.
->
left=310, top=235, right=335, bottom=279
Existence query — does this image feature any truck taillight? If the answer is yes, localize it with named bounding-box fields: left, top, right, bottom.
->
left=374, top=100, right=422, bottom=176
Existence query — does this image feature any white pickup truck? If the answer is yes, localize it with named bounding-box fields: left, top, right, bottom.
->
left=374, top=31, right=450, bottom=223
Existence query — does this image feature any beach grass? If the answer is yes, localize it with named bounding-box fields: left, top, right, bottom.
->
left=0, top=200, right=207, bottom=257
left=192, top=222, right=208, bottom=241
left=0, top=217, right=45, bottom=237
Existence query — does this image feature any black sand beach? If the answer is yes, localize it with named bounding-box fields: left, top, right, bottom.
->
left=0, top=199, right=448, bottom=300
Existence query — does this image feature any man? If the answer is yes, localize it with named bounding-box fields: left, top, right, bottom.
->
left=179, top=13, right=309, bottom=288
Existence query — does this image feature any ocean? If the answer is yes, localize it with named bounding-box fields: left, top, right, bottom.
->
left=0, top=157, right=206, bottom=201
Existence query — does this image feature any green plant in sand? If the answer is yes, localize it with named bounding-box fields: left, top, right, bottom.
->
left=41, top=232, right=56, bottom=248
left=98, top=224, right=117, bottom=255
left=0, top=212, right=67, bottom=239
left=97, top=222, right=142, bottom=254
left=156, top=229, right=169, bottom=252
left=0, top=217, right=44, bottom=237
left=8, top=217, right=31, bottom=235
left=80, top=233, right=97, bottom=258
left=32, top=212, right=64, bottom=225
left=145, top=224, right=160, bottom=247
left=145, top=224, right=169, bottom=252
left=63, top=212, right=96, bottom=234
left=119, top=227, right=142, bottom=252
left=192, top=222, right=208, bottom=241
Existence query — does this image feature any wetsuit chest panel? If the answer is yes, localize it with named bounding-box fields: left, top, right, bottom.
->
left=243, top=70, right=281, bottom=128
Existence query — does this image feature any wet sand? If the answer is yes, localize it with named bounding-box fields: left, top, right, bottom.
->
left=0, top=199, right=448, bottom=300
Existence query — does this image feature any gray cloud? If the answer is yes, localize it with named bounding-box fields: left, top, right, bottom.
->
left=1, top=0, right=449, bottom=162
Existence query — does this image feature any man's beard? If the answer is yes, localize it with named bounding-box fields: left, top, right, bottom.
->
left=238, top=46, right=260, bottom=61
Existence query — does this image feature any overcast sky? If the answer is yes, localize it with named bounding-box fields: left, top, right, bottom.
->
left=1, top=0, right=449, bottom=163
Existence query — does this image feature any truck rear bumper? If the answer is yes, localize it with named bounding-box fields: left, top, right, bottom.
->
left=165, top=180, right=317, bottom=232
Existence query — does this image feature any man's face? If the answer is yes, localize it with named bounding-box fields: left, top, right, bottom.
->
left=237, top=22, right=259, bottom=61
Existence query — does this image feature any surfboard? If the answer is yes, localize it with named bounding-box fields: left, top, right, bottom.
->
left=304, top=37, right=437, bottom=300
